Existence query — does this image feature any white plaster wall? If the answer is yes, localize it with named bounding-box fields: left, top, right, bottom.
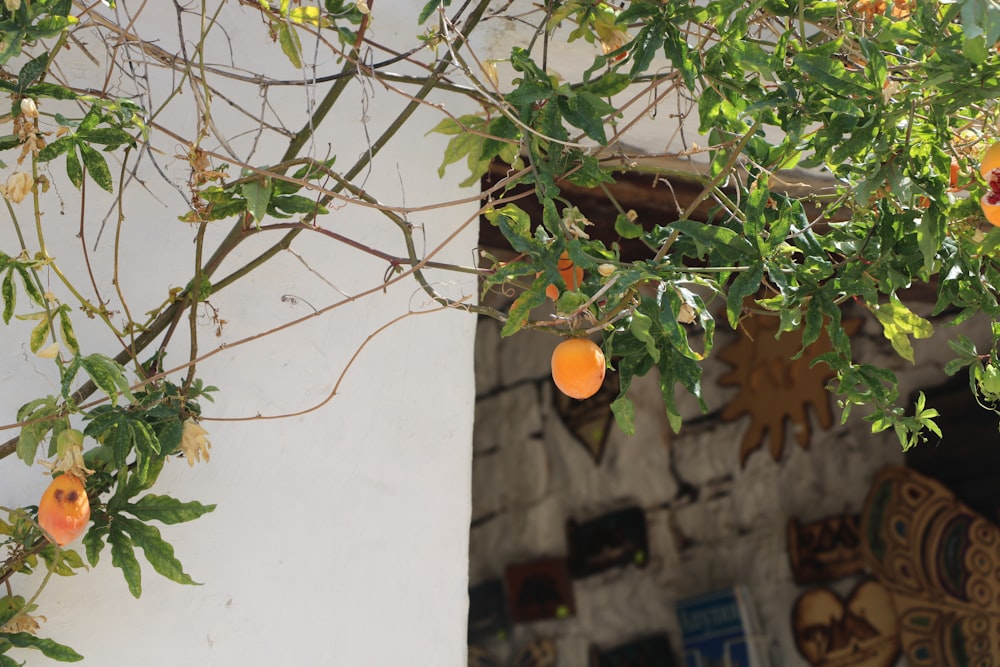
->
left=0, top=2, right=476, bottom=665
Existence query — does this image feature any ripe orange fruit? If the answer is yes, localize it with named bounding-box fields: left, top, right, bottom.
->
left=551, top=338, right=606, bottom=400
left=982, top=195, right=1000, bottom=226
left=980, top=144, right=1000, bottom=225
left=981, top=142, right=1000, bottom=179
left=38, top=473, right=90, bottom=546
left=544, top=251, right=584, bottom=300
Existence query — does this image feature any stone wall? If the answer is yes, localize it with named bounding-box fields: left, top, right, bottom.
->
left=469, top=302, right=993, bottom=666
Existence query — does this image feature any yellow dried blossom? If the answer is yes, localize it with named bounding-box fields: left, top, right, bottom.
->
left=180, top=418, right=212, bottom=466
left=1, top=612, right=43, bottom=635
left=2, top=171, right=33, bottom=203
left=19, top=97, right=38, bottom=119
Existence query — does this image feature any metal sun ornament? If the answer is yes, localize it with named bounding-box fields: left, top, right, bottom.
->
left=717, top=313, right=861, bottom=467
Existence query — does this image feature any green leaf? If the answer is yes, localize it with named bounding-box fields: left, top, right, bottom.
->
left=108, top=526, right=142, bottom=598
left=125, top=495, right=216, bottom=525
left=501, top=281, right=546, bottom=337
left=29, top=315, right=51, bottom=353
left=0, top=33, right=23, bottom=67
left=80, top=354, right=135, bottom=405
left=1, top=271, right=13, bottom=325
left=559, top=91, right=611, bottom=143
left=120, top=517, right=199, bottom=587
left=82, top=524, right=107, bottom=568
left=269, top=194, right=325, bottom=215
left=554, top=289, right=587, bottom=315
left=610, top=395, right=635, bottom=436
left=77, top=142, right=113, bottom=192
left=16, top=52, right=49, bottom=93
left=485, top=204, right=540, bottom=254
left=58, top=308, right=79, bottom=355
left=871, top=294, right=933, bottom=363
left=14, top=266, right=43, bottom=307
left=435, top=116, right=486, bottom=178
left=77, top=106, right=102, bottom=133
left=77, top=126, right=133, bottom=149
left=36, top=135, right=75, bottom=162
left=583, top=71, right=631, bottom=97
left=25, top=82, right=78, bottom=100
left=418, top=0, right=445, bottom=23
left=614, top=212, right=643, bottom=239
left=278, top=23, right=302, bottom=68
left=425, top=116, right=464, bottom=137
left=725, top=262, right=763, bottom=328
left=670, top=219, right=753, bottom=261
left=242, top=176, right=273, bottom=223
left=629, top=309, right=660, bottom=363
left=0, top=597, right=24, bottom=628
left=2, top=633, right=83, bottom=662
left=65, top=147, right=82, bottom=188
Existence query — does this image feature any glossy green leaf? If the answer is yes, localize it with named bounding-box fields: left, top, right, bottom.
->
left=278, top=23, right=302, bottom=68
left=1, top=271, right=13, bottom=324
left=108, top=526, right=142, bottom=598
left=120, top=518, right=199, bottom=587
left=872, top=294, right=934, bottom=363
left=125, top=495, right=216, bottom=525
left=16, top=52, right=49, bottom=93
left=2, top=633, right=82, bottom=662
left=77, top=142, right=113, bottom=192
left=80, top=354, right=134, bottom=405
left=29, top=315, right=50, bottom=353
left=242, top=176, right=273, bottom=223
left=65, top=147, right=82, bottom=189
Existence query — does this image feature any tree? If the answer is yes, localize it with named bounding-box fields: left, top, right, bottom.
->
left=1, top=0, right=999, bottom=661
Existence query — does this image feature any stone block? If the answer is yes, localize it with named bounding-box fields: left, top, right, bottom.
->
left=672, top=420, right=746, bottom=487
left=474, top=384, right=544, bottom=455
left=572, top=569, right=674, bottom=646
left=498, top=327, right=558, bottom=387
left=472, top=436, right=550, bottom=520
left=672, top=494, right=736, bottom=546
left=468, top=496, right=566, bottom=584
left=545, top=400, right=677, bottom=510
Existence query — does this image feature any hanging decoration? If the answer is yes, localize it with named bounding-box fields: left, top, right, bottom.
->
left=718, top=313, right=861, bottom=466
left=787, top=514, right=866, bottom=585
left=860, top=465, right=1000, bottom=666
left=792, top=579, right=901, bottom=667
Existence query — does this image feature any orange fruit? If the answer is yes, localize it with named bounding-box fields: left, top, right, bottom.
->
left=981, top=142, right=1000, bottom=179
left=982, top=195, right=1000, bottom=227
left=551, top=338, right=606, bottom=400
left=544, top=251, right=584, bottom=300
left=38, top=473, right=90, bottom=546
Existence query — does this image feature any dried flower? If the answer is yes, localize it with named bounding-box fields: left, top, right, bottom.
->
left=39, top=428, right=94, bottom=478
left=180, top=418, right=212, bottom=466
left=597, top=263, right=616, bottom=277
left=561, top=206, right=592, bottom=239
left=2, top=171, right=33, bottom=203
left=1, top=612, right=43, bottom=635
left=19, top=97, right=38, bottom=119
